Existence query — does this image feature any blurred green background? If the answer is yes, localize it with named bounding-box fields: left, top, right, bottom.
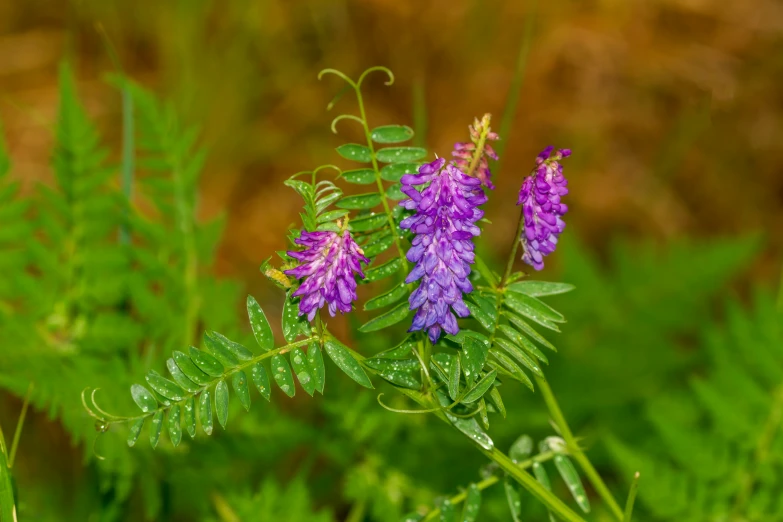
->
left=0, top=0, right=782, bottom=520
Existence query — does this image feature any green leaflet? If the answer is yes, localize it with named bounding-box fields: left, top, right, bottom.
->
left=349, top=212, right=387, bottom=232
left=503, top=477, right=523, bottom=522
left=215, top=380, right=229, bottom=429
left=371, top=124, right=414, bottom=144
left=209, top=331, right=253, bottom=361
left=358, top=301, right=410, bottom=332
left=364, top=283, right=409, bottom=310
left=290, top=347, right=316, bottom=396
left=341, top=168, right=376, bottom=184
left=307, top=343, right=326, bottom=394
left=555, top=455, right=591, bottom=513
left=271, top=354, right=296, bottom=398
left=184, top=397, right=196, bottom=438
left=247, top=295, right=275, bottom=351
left=127, top=418, right=144, bottom=447
left=173, top=350, right=212, bottom=384
left=385, top=183, right=405, bottom=201
left=493, top=337, right=543, bottom=377
left=460, top=336, right=489, bottom=385
left=283, top=292, right=311, bottom=342
left=363, top=258, right=402, bottom=283
left=324, top=338, right=373, bottom=389
left=489, top=350, right=533, bottom=391
left=166, top=358, right=200, bottom=392
left=448, top=356, right=461, bottom=401
left=336, top=193, right=382, bottom=210
left=203, top=333, right=240, bottom=368
left=507, top=280, right=575, bottom=297
left=497, top=324, right=549, bottom=364
left=199, top=391, right=213, bottom=435
left=189, top=347, right=225, bottom=377
left=231, top=371, right=251, bottom=411
left=438, top=498, right=456, bottom=522
left=505, top=313, right=557, bottom=352
left=532, top=462, right=557, bottom=522
left=488, top=387, right=506, bottom=418
left=362, top=233, right=394, bottom=257
left=375, top=146, right=427, bottom=163
left=461, top=370, right=497, bottom=404
left=336, top=143, right=372, bottom=162
left=369, top=338, right=415, bottom=360
left=436, top=389, right=493, bottom=450
left=465, top=301, right=495, bottom=332
left=146, top=371, right=185, bottom=402
left=131, top=384, right=158, bottom=412
left=503, top=293, right=564, bottom=330
left=317, top=209, right=350, bottom=223
left=149, top=410, right=164, bottom=448
left=380, top=162, right=419, bottom=182
left=168, top=405, right=182, bottom=447
left=251, top=362, right=271, bottom=401
left=461, top=483, right=482, bottom=522
left=509, top=435, right=533, bottom=462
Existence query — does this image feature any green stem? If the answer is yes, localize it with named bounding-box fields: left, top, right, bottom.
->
left=623, top=472, right=640, bottom=522
left=535, top=376, right=624, bottom=521
left=119, top=85, right=134, bottom=245
left=421, top=451, right=557, bottom=522
left=92, top=337, right=318, bottom=426
left=495, top=1, right=537, bottom=175
left=353, top=87, right=409, bottom=275
left=503, top=207, right=526, bottom=284
left=0, top=423, right=16, bottom=522
left=7, top=383, right=32, bottom=469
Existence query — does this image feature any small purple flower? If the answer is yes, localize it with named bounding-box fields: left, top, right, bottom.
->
left=452, top=114, right=499, bottom=189
left=399, top=157, right=487, bottom=342
left=517, top=146, right=571, bottom=270
left=285, top=228, right=370, bottom=321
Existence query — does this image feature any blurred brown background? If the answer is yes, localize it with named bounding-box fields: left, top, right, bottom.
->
left=1, top=0, right=781, bottom=286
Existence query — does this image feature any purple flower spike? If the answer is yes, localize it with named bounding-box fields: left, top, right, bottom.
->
left=285, top=228, right=370, bottom=321
left=400, top=158, right=487, bottom=342
left=452, top=114, right=500, bottom=189
left=516, top=147, right=570, bottom=270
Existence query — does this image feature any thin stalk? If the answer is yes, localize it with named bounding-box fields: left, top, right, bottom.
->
left=86, top=336, right=318, bottom=426
left=119, top=85, right=134, bottom=245
left=623, top=472, right=640, bottom=522
left=502, top=207, right=526, bottom=284
left=342, top=346, right=586, bottom=522
left=353, top=87, right=409, bottom=274
left=535, top=376, right=624, bottom=521
left=8, top=383, right=32, bottom=469
left=421, top=451, right=557, bottom=522
left=412, top=77, right=427, bottom=149
left=495, top=0, right=537, bottom=174
left=0, top=422, right=15, bottom=522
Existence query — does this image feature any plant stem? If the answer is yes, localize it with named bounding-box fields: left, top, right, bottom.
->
left=495, top=0, right=537, bottom=175
left=388, top=386, right=586, bottom=522
left=421, top=451, right=557, bottom=522
left=7, top=383, right=32, bottom=469
left=353, top=87, right=409, bottom=275
left=502, top=207, right=526, bottom=284
left=535, top=376, right=624, bottom=521
left=623, top=472, right=640, bottom=522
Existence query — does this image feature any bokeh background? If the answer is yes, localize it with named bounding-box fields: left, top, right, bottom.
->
left=1, top=0, right=782, bottom=520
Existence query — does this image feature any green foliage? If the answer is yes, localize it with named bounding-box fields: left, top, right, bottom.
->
left=606, top=291, right=783, bottom=521
left=203, top=475, right=333, bottom=522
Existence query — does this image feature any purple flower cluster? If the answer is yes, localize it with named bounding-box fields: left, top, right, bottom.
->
left=285, top=229, right=369, bottom=321
left=452, top=114, right=499, bottom=189
left=399, top=158, right=487, bottom=342
left=516, top=146, right=570, bottom=270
